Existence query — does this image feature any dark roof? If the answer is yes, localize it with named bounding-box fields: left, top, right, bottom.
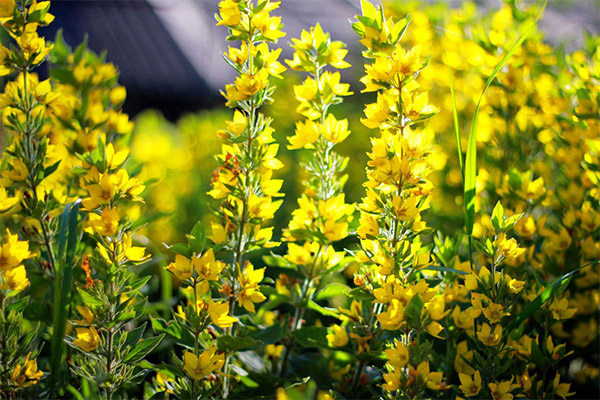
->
left=45, top=0, right=217, bottom=120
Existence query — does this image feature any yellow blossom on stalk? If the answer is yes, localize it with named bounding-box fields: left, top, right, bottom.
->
left=0, top=230, right=31, bottom=271
left=74, top=306, right=94, bottom=325
left=377, top=298, right=405, bottom=330
left=208, top=221, right=228, bottom=244
left=216, top=0, right=241, bottom=27
left=494, top=233, right=525, bottom=259
left=382, top=369, right=401, bottom=392
left=553, top=373, right=574, bottom=399
left=483, top=302, right=510, bottom=324
left=0, top=0, right=14, bottom=18
left=414, top=361, right=445, bottom=390
left=385, top=339, right=409, bottom=368
left=284, top=241, right=319, bottom=265
left=194, top=249, right=226, bottom=280
left=208, top=301, right=237, bottom=328
left=326, top=324, right=349, bottom=347
left=489, top=379, right=519, bottom=400
left=166, top=254, right=194, bottom=281
left=0, top=186, right=19, bottom=211
left=237, top=263, right=266, bottom=312
left=0, top=264, right=29, bottom=292
left=459, top=371, right=482, bottom=397
left=86, top=207, right=120, bottom=236
left=252, top=9, right=285, bottom=41
left=11, top=353, right=43, bottom=388
left=477, top=323, right=502, bottom=347
left=321, top=114, right=351, bottom=143
left=183, top=348, right=225, bottom=380
left=73, top=326, right=100, bottom=352
left=287, top=120, right=319, bottom=149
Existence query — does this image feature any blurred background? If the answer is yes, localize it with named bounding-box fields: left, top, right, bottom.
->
left=47, top=0, right=599, bottom=118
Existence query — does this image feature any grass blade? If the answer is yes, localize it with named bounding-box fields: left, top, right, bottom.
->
left=50, top=199, right=82, bottom=388
left=464, top=0, right=547, bottom=235
left=507, top=261, right=597, bottom=332
left=447, top=65, right=463, bottom=177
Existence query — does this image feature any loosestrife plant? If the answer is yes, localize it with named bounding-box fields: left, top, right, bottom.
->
left=0, top=0, right=597, bottom=399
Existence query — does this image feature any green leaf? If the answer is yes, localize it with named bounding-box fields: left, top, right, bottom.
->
left=315, top=283, right=349, bottom=300
left=464, top=0, right=547, bottom=235
left=78, top=288, right=103, bottom=307
left=73, top=35, right=88, bottom=65
left=419, top=265, right=468, bottom=276
left=125, top=322, right=147, bottom=347
left=7, top=296, right=29, bottom=313
left=24, top=300, right=51, bottom=323
left=50, top=29, right=71, bottom=64
left=128, top=275, right=152, bottom=293
left=49, top=68, right=76, bottom=85
left=293, top=327, right=329, bottom=349
left=405, top=294, right=423, bottom=327
left=217, top=335, right=261, bottom=353
left=163, top=242, right=193, bottom=258
left=250, top=323, right=286, bottom=345
left=263, top=254, right=293, bottom=268
left=307, top=300, right=340, bottom=318
left=187, top=221, right=206, bottom=254
left=506, top=262, right=594, bottom=333
left=348, top=287, right=375, bottom=301
left=491, top=201, right=505, bottom=233
left=123, top=334, right=165, bottom=365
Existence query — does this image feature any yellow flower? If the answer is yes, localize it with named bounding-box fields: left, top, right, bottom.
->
left=84, top=173, right=120, bottom=208
left=183, top=348, right=225, bottom=380
left=382, top=369, right=400, bottom=392
left=237, top=263, right=266, bottom=312
left=11, top=352, right=43, bottom=388
left=166, top=254, right=193, bottom=281
left=209, top=222, right=228, bottom=244
left=0, top=264, right=29, bottom=292
left=247, top=193, right=281, bottom=220
left=0, top=230, right=31, bottom=271
left=0, top=0, right=14, bottom=18
left=74, top=306, right=94, bottom=325
left=425, top=295, right=448, bottom=321
left=483, top=302, right=510, bottom=324
left=489, top=379, right=518, bottom=400
left=321, top=114, right=350, bottom=144
left=357, top=213, right=379, bottom=239
left=384, top=339, right=409, bottom=368
left=73, top=326, right=100, bottom=352
left=194, top=249, right=225, bottom=281
left=326, top=324, right=349, bottom=347
left=377, top=299, right=405, bottom=330
left=476, top=323, right=502, bottom=347
left=494, top=233, right=525, bottom=259
left=459, top=371, right=482, bottom=397
left=252, top=11, right=285, bottom=41
left=123, top=234, right=149, bottom=262
left=284, top=241, right=319, bottom=266
left=415, top=361, right=445, bottom=390
left=0, top=186, right=19, bottom=212
left=208, top=300, right=237, bottom=328
left=216, top=0, right=241, bottom=27
left=288, top=120, right=319, bottom=150
left=86, top=207, right=120, bottom=236
left=553, top=373, right=574, bottom=399
left=156, top=371, right=175, bottom=394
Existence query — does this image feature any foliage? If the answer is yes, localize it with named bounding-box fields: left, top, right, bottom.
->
left=0, top=0, right=598, bottom=399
